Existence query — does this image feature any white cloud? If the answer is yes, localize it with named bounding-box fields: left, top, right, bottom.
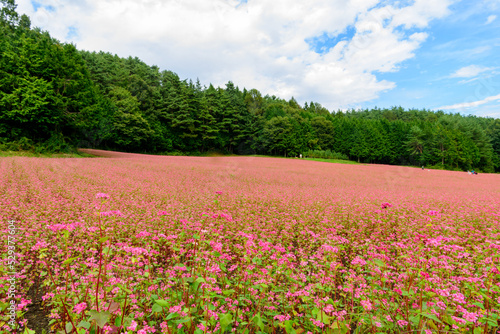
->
left=17, top=0, right=453, bottom=110
left=450, top=65, right=494, bottom=78
left=438, top=94, right=500, bottom=110
left=486, top=14, right=497, bottom=24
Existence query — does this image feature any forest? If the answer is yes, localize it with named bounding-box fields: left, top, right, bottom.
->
left=1, top=0, right=500, bottom=172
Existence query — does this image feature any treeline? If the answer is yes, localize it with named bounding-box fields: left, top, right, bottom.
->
left=1, top=0, right=499, bottom=172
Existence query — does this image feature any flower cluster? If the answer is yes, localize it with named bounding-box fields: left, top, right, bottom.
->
left=1, top=153, right=499, bottom=333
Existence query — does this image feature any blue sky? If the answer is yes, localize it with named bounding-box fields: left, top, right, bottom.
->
left=15, top=0, right=500, bottom=117
left=369, top=1, right=500, bottom=117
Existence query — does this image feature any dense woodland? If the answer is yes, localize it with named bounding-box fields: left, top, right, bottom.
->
left=1, top=0, right=500, bottom=172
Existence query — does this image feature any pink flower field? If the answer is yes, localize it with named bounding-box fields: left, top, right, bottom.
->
left=1, top=150, right=500, bottom=334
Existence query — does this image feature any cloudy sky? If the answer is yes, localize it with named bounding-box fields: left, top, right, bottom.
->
left=15, top=0, right=500, bottom=117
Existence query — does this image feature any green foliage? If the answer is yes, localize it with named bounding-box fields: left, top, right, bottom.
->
left=305, top=150, right=349, bottom=160
left=0, top=1, right=499, bottom=171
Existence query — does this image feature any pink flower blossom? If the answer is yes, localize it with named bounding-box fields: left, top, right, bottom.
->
left=397, top=319, right=408, bottom=327
left=73, top=302, right=87, bottom=314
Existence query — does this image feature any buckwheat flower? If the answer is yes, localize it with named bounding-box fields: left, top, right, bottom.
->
left=42, top=292, right=55, bottom=301
left=74, top=302, right=87, bottom=314
left=425, top=330, right=432, bottom=334
left=216, top=191, right=223, bottom=195
left=462, top=311, right=478, bottom=323
left=49, top=312, right=60, bottom=319
left=360, top=300, right=372, bottom=311
left=436, top=301, right=446, bottom=310
left=451, top=316, right=466, bottom=324
left=160, top=322, right=169, bottom=331
left=381, top=202, right=392, bottom=209
left=374, top=322, right=382, bottom=328
left=310, top=318, right=324, bottom=328
left=397, top=319, right=408, bottom=327
left=351, top=256, right=366, bottom=266
left=274, top=314, right=291, bottom=322
left=96, top=193, right=109, bottom=199
left=127, top=320, right=138, bottom=331
left=452, top=292, right=465, bottom=304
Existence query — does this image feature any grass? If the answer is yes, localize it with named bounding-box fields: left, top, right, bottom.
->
left=302, top=157, right=359, bottom=164
left=245, top=155, right=359, bottom=164
left=0, top=150, right=96, bottom=158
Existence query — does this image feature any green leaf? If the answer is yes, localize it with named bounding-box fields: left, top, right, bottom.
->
left=166, top=312, right=179, bottom=320
left=88, top=310, right=111, bottom=328
left=251, top=313, right=265, bottom=331
left=219, top=313, right=233, bottom=332
left=152, top=303, right=163, bottom=313
left=409, top=315, right=420, bottom=325
left=123, top=316, right=133, bottom=328
left=114, top=317, right=123, bottom=327
left=98, top=236, right=109, bottom=243
left=77, top=320, right=91, bottom=329
left=486, top=318, right=498, bottom=327
left=62, top=256, right=78, bottom=265
left=117, top=284, right=132, bottom=294
left=23, top=328, right=36, bottom=334
left=472, top=302, right=484, bottom=309
left=316, top=310, right=332, bottom=325
left=65, top=322, right=73, bottom=333
left=420, top=312, right=442, bottom=324
left=175, top=317, right=192, bottom=324
left=284, top=320, right=296, bottom=334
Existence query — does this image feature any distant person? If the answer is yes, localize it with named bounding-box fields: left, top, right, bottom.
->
left=299, top=154, right=302, bottom=159
left=422, top=166, right=424, bottom=170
